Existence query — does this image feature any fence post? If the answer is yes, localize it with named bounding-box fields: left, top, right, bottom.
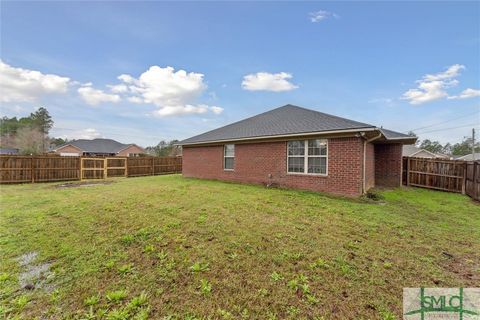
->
left=80, top=157, right=83, bottom=181
left=151, top=157, right=155, bottom=175
left=31, top=156, right=34, bottom=183
left=104, top=158, right=108, bottom=179
left=406, top=157, right=410, bottom=186
left=462, top=162, right=466, bottom=194
left=124, top=157, right=128, bottom=177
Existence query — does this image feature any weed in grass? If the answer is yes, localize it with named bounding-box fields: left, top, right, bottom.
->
left=335, top=257, right=356, bottom=277
left=104, top=259, right=116, bottom=270
left=118, top=264, right=134, bottom=275
left=383, top=261, right=393, bottom=269
left=306, top=294, right=319, bottom=304
left=270, top=271, right=283, bottom=282
left=286, top=305, right=299, bottom=316
left=309, top=258, right=330, bottom=270
left=14, top=295, right=29, bottom=310
left=0, top=273, right=10, bottom=282
left=156, top=250, right=168, bottom=261
left=189, top=262, right=210, bottom=273
left=226, top=252, right=238, bottom=260
left=143, top=244, right=155, bottom=254
left=379, top=309, right=396, bottom=320
left=106, top=290, right=128, bottom=303
left=199, top=279, right=212, bottom=295
left=217, top=308, right=234, bottom=319
left=105, top=307, right=129, bottom=320
left=120, top=234, right=135, bottom=245
left=132, top=307, right=150, bottom=320
left=257, top=288, right=269, bottom=297
left=84, top=294, right=100, bottom=306
left=128, top=292, right=149, bottom=309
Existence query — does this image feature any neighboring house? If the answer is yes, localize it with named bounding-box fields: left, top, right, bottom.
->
left=455, top=153, right=480, bottom=161
left=179, top=104, right=416, bottom=197
left=0, top=148, right=19, bottom=155
left=52, top=138, right=145, bottom=157
left=402, top=145, right=450, bottom=159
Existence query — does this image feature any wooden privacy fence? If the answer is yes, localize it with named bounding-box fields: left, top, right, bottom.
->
left=403, top=157, right=480, bottom=201
left=0, top=155, right=182, bottom=184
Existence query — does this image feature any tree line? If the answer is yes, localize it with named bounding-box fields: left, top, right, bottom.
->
left=407, top=131, right=479, bottom=156
left=0, top=107, right=66, bottom=155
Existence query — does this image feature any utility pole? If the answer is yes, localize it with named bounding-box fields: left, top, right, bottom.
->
left=473, top=128, right=476, bottom=161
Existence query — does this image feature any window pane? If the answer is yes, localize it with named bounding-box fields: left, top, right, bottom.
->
left=288, top=157, right=305, bottom=173
left=308, top=157, right=327, bottom=174
left=308, top=139, right=327, bottom=156
left=288, top=141, right=305, bottom=156
left=224, top=157, right=234, bottom=170
left=224, top=144, right=235, bottom=157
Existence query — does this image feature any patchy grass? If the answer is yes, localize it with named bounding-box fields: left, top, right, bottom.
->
left=0, top=175, right=479, bottom=319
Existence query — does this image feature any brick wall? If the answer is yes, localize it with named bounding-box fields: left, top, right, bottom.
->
left=54, top=145, right=82, bottom=155
left=117, top=145, right=145, bottom=157
left=374, top=143, right=403, bottom=187
left=182, top=137, right=365, bottom=197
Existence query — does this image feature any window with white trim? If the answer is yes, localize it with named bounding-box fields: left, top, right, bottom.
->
left=224, top=144, right=235, bottom=170
left=287, top=139, right=327, bottom=175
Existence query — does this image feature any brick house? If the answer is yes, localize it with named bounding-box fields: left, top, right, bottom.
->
left=52, top=138, right=145, bottom=157
left=179, top=105, right=416, bottom=197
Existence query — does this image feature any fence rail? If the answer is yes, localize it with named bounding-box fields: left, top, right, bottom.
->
left=0, top=155, right=182, bottom=184
left=403, top=157, right=480, bottom=201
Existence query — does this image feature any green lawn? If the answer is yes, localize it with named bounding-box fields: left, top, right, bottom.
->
left=0, top=175, right=479, bottom=320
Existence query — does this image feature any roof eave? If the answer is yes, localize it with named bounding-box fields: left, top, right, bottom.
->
left=178, top=127, right=377, bottom=146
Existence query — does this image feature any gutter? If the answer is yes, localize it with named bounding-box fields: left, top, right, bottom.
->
left=362, top=131, right=383, bottom=194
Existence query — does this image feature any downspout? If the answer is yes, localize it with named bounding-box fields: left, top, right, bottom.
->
left=362, top=131, right=383, bottom=194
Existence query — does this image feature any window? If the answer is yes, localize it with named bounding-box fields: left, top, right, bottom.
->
left=224, top=144, right=235, bottom=170
left=287, top=139, right=327, bottom=175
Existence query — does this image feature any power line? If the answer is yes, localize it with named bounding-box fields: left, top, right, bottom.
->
left=405, top=111, right=480, bottom=133
left=415, top=123, right=478, bottom=135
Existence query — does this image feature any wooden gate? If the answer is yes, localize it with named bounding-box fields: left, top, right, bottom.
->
left=105, top=157, right=127, bottom=178
left=80, top=158, right=105, bottom=180
left=465, top=161, right=480, bottom=201
left=403, top=157, right=465, bottom=193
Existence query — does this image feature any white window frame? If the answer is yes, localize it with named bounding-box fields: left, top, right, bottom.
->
left=224, top=144, right=235, bottom=171
left=287, top=139, right=328, bottom=176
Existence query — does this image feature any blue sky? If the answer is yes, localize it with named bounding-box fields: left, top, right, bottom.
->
left=1, top=1, right=479, bottom=146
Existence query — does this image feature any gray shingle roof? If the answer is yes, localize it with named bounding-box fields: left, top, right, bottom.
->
left=57, top=139, right=131, bottom=154
left=180, top=105, right=376, bottom=145
left=379, top=128, right=415, bottom=140
left=180, top=104, right=412, bottom=145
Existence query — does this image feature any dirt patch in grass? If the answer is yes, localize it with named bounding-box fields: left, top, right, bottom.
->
left=54, top=181, right=115, bottom=188
left=17, top=251, right=55, bottom=292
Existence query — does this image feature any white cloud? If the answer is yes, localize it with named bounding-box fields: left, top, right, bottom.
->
left=59, top=128, right=103, bottom=140
left=210, top=106, right=224, bottom=114
left=0, top=60, right=70, bottom=102
left=107, top=83, right=129, bottom=93
left=78, top=84, right=121, bottom=106
left=115, top=65, right=221, bottom=116
left=242, top=72, right=298, bottom=92
left=309, top=10, right=339, bottom=23
left=448, top=88, right=480, bottom=100
left=401, top=64, right=473, bottom=105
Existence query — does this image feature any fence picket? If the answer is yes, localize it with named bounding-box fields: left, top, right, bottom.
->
left=0, top=155, right=182, bottom=184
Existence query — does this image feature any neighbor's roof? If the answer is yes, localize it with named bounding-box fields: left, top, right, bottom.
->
left=55, top=138, right=142, bottom=154
left=179, top=104, right=414, bottom=145
left=0, top=148, right=19, bottom=155
left=455, top=153, right=480, bottom=161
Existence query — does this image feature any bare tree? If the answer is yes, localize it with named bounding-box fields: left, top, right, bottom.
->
left=15, top=126, right=45, bottom=155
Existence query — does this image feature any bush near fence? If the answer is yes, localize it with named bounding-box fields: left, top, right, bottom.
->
left=0, top=155, right=182, bottom=184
